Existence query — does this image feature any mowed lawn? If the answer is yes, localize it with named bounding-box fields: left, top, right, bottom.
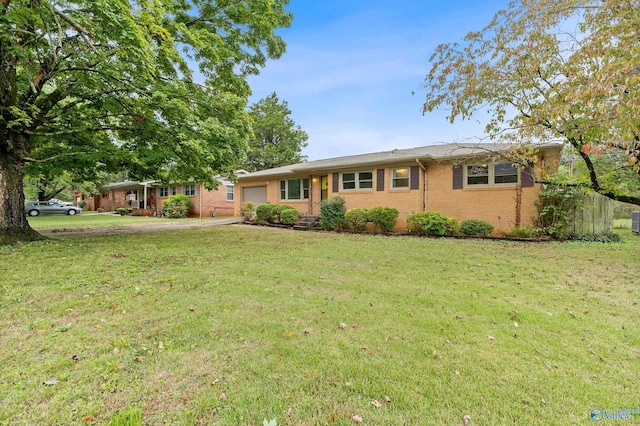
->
left=1, top=225, right=639, bottom=425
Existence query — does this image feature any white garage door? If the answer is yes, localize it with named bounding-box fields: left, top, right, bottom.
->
left=243, top=186, right=267, bottom=204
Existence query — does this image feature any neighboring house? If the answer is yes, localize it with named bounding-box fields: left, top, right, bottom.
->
left=76, top=173, right=245, bottom=217
left=234, top=143, right=563, bottom=233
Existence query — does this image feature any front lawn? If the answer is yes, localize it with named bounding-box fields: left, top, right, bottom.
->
left=28, top=213, right=231, bottom=230
left=1, top=227, right=639, bottom=425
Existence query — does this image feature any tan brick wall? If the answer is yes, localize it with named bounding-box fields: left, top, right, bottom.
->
left=235, top=155, right=556, bottom=233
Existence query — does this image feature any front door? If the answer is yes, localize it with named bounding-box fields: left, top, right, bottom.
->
left=321, top=176, right=328, bottom=201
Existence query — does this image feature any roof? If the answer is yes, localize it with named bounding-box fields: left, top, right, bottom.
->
left=239, top=142, right=563, bottom=179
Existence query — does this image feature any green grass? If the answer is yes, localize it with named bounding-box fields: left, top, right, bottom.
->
left=613, top=218, right=632, bottom=230
left=27, top=213, right=231, bottom=230
left=1, top=227, right=639, bottom=425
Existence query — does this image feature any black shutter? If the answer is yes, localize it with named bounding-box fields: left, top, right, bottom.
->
left=453, top=164, right=463, bottom=189
left=332, top=172, right=339, bottom=193
left=410, top=166, right=420, bottom=190
left=521, top=166, right=535, bottom=187
left=377, top=169, right=385, bottom=191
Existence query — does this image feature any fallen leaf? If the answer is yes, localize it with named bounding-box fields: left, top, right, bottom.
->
left=339, top=322, right=346, bottom=329
left=284, top=332, right=293, bottom=337
left=463, top=414, right=472, bottom=425
left=351, top=322, right=358, bottom=328
left=43, top=379, right=59, bottom=385
left=371, top=400, right=381, bottom=408
left=83, top=415, right=92, bottom=423
left=287, top=407, right=293, bottom=417
left=351, top=415, right=363, bottom=423
left=514, top=322, right=519, bottom=328
left=219, top=392, right=227, bottom=401
left=211, top=378, right=221, bottom=386
left=488, top=335, right=495, bottom=341
left=385, top=395, right=392, bottom=404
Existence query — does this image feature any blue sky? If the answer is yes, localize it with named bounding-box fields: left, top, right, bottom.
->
left=247, top=0, right=512, bottom=161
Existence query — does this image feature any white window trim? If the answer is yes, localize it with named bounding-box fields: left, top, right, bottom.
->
left=464, top=162, right=519, bottom=188
left=391, top=167, right=410, bottom=189
left=340, top=171, right=373, bottom=191
left=279, top=178, right=309, bottom=201
left=170, top=186, right=179, bottom=196
left=183, top=184, right=197, bottom=197
left=226, top=185, right=234, bottom=201
left=158, top=187, right=169, bottom=198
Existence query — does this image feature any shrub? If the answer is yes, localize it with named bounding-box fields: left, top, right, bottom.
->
left=566, top=232, right=622, bottom=243
left=116, top=207, right=128, bottom=216
left=506, top=226, right=539, bottom=239
left=460, top=219, right=494, bottom=236
left=367, top=206, right=399, bottom=234
left=255, top=204, right=275, bottom=222
left=317, top=196, right=346, bottom=230
left=163, top=194, right=192, bottom=218
left=77, top=200, right=87, bottom=209
left=279, top=208, right=300, bottom=225
left=240, top=202, right=256, bottom=221
left=406, top=211, right=456, bottom=236
left=535, top=176, right=586, bottom=238
left=344, top=208, right=368, bottom=233
left=269, top=205, right=294, bottom=222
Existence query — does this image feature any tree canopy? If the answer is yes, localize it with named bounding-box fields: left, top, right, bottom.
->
left=421, top=0, right=640, bottom=205
left=241, top=92, right=308, bottom=172
left=0, top=0, right=292, bottom=243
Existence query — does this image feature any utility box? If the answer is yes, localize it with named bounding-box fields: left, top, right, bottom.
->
left=632, top=211, right=640, bottom=234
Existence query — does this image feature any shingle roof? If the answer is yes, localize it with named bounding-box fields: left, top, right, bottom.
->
left=239, top=142, right=562, bottom=179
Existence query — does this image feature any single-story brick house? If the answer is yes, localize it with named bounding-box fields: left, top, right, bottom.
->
left=76, top=174, right=244, bottom=218
left=234, top=143, right=563, bottom=232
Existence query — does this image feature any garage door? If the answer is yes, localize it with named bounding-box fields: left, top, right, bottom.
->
left=243, top=186, right=267, bottom=204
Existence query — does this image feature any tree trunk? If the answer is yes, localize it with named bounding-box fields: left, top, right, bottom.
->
left=0, top=153, right=44, bottom=245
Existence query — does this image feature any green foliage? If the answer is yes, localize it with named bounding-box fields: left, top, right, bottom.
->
left=317, top=197, right=346, bottom=230
left=77, top=200, right=87, bottom=209
left=536, top=176, right=586, bottom=238
left=243, top=93, right=309, bottom=172
left=240, top=202, right=256, bottom=221
left=116, top=208, right=128, bottom=216
left=278, top=208, right=299, bottom=225
left=270, top=205, right=295, bottom=222
left=162, top=194, right=192, bottom=219
left=506, top=227, right=540, bottom=239
left=1, top=0, right=293, bottom=240
left=344, top=208, right=369, bottom=233
left=255, top=204, right=275, bottom=222
left=406, top=211, right=457, bottom=236
left=367, top=207, right=400, bottom=234
left=566, top=232, right=622, bottom=243
left=422, top=1, right=640, bottom=206
left=460, top=219, right=494, bottom=236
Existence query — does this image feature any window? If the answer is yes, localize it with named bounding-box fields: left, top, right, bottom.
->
left=465, top=163, right=519, bottom=187
left=158, top=187, right=169, bottom=198
left=226, top=185, right=234, bottom=201
left=183, top=184, right=197, bottom=196
left=392, top=168, right=410, bottom=188
left=170, top=186, right=178, bottom=196
left=279, top=178, right=309, bottom=200
left=341, top=171, right=373, bottom=191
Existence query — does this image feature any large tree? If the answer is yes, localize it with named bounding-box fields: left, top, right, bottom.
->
left=0, top=0, right=291, bottom=244
left=421, top=0, right=640, bottom=205
left=241, top=92, right=308, bottom=172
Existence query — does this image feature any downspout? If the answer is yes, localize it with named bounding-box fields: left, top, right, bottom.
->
left=416, top=159, right=427, bottom=211
left=199, top=183, right=203, bottom=219
left=308, top=174, right=313, bottom=215
left=143, top=184, right=148, bottom=210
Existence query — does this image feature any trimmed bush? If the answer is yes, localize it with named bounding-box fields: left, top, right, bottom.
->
left=345, top=208, right=368, bottom=233
left=269, top=204, right=294, bottom=222
left=407, top=211, right=456, bottom=236
left=240, top=202, right=256, bottom=221
left=77, top=200, right=87, bottom=209
left=460, top=219, right=494, bottom=236
left=506, top=226, right=539, bottom=239
left=163, top=194, right=192, bottom=218
left=317, top=196, right=346, bottom=230
left=367, top=207, right=399, bottom=234
left=566, top=232, right=622, bottom=243
left=279, top=208, right=300, bottom=225
left=255, top=204, right=275, bottom=222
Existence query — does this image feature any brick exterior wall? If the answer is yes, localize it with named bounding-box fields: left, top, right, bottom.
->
left=235, top=152, right=560, bottom=234
left=154, top=184, right=235, bottom=218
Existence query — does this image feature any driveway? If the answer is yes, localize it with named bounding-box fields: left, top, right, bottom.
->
left=39, top=217, right=244, bottom=237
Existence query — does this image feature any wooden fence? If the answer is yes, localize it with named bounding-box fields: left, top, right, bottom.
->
left=568, top=192, right=613, bottom=234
